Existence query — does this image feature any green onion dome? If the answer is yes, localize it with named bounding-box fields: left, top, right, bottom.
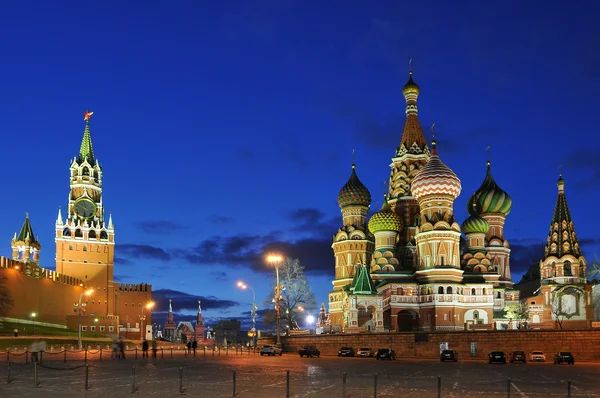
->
left=472, top=161, right=512, bottom=216
left=368, top=201, right=402, bottom=233
left=461, top=214, right=490, bottom=235
left=411, top=142, right=462, bottom=201
left=402, top=71, right=420, bottom=96
left=337, top=164, right=372, bottom=208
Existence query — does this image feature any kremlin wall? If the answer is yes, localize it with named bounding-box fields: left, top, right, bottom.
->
left=0, top=113, right=152, bottom=338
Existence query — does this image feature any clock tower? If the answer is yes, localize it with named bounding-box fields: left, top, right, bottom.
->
left=55, top=111, right=116, bottom=316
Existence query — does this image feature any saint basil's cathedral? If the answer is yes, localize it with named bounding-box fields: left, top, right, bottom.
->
left=326, top=72, right=593, bottom=332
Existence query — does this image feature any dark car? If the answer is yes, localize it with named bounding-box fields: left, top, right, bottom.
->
left=440, top=349, right=458, bottom=362
left=338, top=346, right=355, bottom=357
left=554, top=351, right=575, bottom=365
left=488, top=351, right=506, bottom=364
left=510, top=351, right=526, bottom=364
left=376, top=348, right=396, bottom=360
left=298, top=346, right=320, bottom=358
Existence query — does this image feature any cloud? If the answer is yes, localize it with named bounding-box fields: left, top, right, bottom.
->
left=210, top=271, right=228, bottom=282
left=135, top=221, right=188, bottom=235
left=288, top=208, right=339, bottom=238
left=206, top=215, right=235, bottom=224
left=510, top=241, right=546, bottom=278
left=115, top=257, right=133, bottom=265
left=152, top=289, right=239, bottom=312
left=117, top=244, right=172, bottom=261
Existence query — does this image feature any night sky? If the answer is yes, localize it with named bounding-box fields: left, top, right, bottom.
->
left=1, top=1, right=599, bottom=330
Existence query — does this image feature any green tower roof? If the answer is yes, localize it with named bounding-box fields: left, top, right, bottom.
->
left=78, top=113, right=96, bottom=166
left=350, top=264, right=377, bottom=295
left=16, top=213, right=37, bottom=243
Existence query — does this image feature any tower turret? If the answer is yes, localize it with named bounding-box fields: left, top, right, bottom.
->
left=194, top=300, right=205, bottom=342
left=164, top=299, right=177, bottom=342
left=540, top=174, right=587, bottom=284
left=461, top=197, right=495, bottom=273
left=11, top=213, right=41, bottom=265
left=368, top=196, right=403, bottom=272
left=470, top=159, right=513, bottom=285
left=411, top=139, right=463, bottom=283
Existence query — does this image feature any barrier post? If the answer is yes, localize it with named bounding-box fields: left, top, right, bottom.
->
left=161, top=347, right=164, bottom=359
left=34, top=362, right=39, bottom=387
left=135, top=347, right=138, bottom=360
left=100, top=348, right=102, bottom=361
left=437, top=376, right=441, bottom=398
left=64, top=350, right=67, bottom=363
left=374, top=373, right=378, bottom=398
left=232, top=370, right=237, bottom=397
left=342, top=372, right=347, bottom=398
left=204, top=346, right=206, bottom=357
left=7, top=362, right=11, bottom=384
left=85, top=365, right=90, bottom=390
left=568, top=379, right=571, bottom=397
left=6, top=351, right=8, bottom=362
left=85, top=349, right=88, bottom=364
left=286, top=370, right=290, bottom=398
left=170, top=347, right=173, bottom=358
left=507, top=378, right=511, bottom=398
left=132, top=365, right=137, bottom=393
left=26, top=350, right=29, bottom=364
left=179, top=367, right=185, bottom=394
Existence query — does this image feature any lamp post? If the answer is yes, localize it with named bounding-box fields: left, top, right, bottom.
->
left=237, top=281, right=257, bottom=347
left=94, top=318, right=99, bottom=337
left=76, top=289, right=94, bottom=349
left=139, top=302, right=155, bottom=340
left=30, top=313, right=37, bottom=335
left=267, top=254, right=284, bottom=347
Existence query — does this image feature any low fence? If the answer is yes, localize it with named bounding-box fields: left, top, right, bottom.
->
left=2, top=344, right=259, bottom=364
left=2, top=363, right=580, bottom=397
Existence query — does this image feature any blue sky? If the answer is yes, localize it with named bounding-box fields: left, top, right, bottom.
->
left=1, top=0, right=599, bottom=330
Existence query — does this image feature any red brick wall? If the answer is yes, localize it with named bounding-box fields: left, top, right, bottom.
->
left=280, top=330, right=600, bottom=361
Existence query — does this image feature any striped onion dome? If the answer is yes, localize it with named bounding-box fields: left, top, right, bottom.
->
left=368, top=201, right=402, bottom=233
left=337, top=164, right=372, bottom=208
left=461, top=214, right=490, bottom=235
left=472, top=161, right=512, bottom=216
left=410, top=142, right=462, bottom=201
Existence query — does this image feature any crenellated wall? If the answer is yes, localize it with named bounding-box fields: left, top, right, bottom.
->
left=280, top=330, right=600, bottom=361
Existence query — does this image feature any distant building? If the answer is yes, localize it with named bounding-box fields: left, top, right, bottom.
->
left=213, top=319, right=246, bottom=346
left=163, top=300, right=207, bottom=343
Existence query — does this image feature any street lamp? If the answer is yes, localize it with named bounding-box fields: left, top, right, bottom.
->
left=139, top=301, right=155, bottom=340
left=30, top=313, right=37, bottom=335
left=76, top=289, right=94, bottom=349
left=237, top=281, right=257, bottom=347
left=94, top=318, right=99, bottom=337
left=267, top=254, right=284, bottom=347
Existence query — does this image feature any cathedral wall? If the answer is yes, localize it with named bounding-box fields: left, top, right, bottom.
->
left=281, top=329, right=600, bottom=360
left=0, top=262, right=86, bottom=326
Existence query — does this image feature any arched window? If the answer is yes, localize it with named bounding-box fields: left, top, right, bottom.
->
left=447, top=286, right=453, bottom=294
left=82, top=167, right=89, bottom=176
left=75, top=229, right=82, bottom=238
left=100, top=231, right=108, bottom=239
left=63, top=228, right=70, bottom=237
left=564, top=261, right=572, bottom=276
left=415, top=215, right=420, bottom=227
left=438, top=286, right=444, bottom=294
left=473, top=310, right=479, bottom=319
left=89, top=230, right=97, bottom=239
left=497, top=292, right=501, bottom=299
left=471, top=288, right=476, bottom=295
left=83, top=245, right=87, bottom=252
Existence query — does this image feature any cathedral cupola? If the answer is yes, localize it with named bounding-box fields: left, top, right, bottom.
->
left=338, top=164, right=372, bottom=209
left=368, top=199, right=402, bottom=234
left=462, top=197, right=490, bottom=235
left=410, top=140, right=462, bottom=202
left=472, top=160, right=512, bottom=216
left=368, top=197, right=402, bottom=272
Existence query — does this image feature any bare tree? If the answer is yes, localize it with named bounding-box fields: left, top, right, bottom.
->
left=504, top=302, right=529, bottom=328
left=0, top=275, right=14, bottom=320
left=551, top=306, right=566, bottom=329
left=263, top=257, right=316, bottom=334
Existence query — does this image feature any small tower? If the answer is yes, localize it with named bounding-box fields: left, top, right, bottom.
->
left=461, top=195, right=496, bottom=276
left=368, top=195, right=403, bottom=272
left=164, top=299, right=177, bottom=342
left=332, top=163, right=374, bottom=288
left=344, top=264, right=384, bottom=332
left=194, top=300, right=205, bottom=342
left=411, top=138, right=463, bottom=283
left=470, top=159, right=513, bottom=285
left=11, top=214, right=41, bottom=269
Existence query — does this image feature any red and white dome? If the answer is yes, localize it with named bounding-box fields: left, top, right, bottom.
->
left=411, top=146, right=461, bottom=201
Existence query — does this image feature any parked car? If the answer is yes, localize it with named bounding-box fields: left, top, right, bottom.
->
left=530, top=351, right=546, bottom=362
left=260, top=345, right=282, bottom=356
left=376, top=348, right=396, bottom=360
left=440, top=350, right=458, bottom=362
left=298, top=346, right=320, bottom=358
left=488, top=351, right=506, bottom=364
left=509, top=350, right=526, bottom=363
left=338, top=346, right=355, bottom=357
left=357, top=347, right=374, bottom=357
left=554, top=352, right=575, bottom=364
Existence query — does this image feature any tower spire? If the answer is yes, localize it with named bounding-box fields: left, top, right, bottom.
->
left=79, top=110, right=96, bottom=166
left=56, top=207, right=63, bottom=227
left=398, top=62, right=428, bottom=156
left=431, top=123, right=437, bottom=155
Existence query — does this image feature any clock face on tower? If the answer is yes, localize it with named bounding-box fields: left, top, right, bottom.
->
left=75, top=199, right=96, bottom=218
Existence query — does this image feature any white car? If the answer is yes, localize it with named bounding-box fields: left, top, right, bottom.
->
left=530, top=351, right=546, bottom=362
left=260, top=345, right=282, bottom=356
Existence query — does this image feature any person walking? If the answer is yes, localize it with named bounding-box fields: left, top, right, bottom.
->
left=118, top=338, right=126, bottom=360
left=151, top=339, right=158, bottom=359
left=192, top=339, right=197, bottom=357
left=142, top=338, right=149, bottom=358
left=111, top=341, right=118, bottom=359
left=186, top=340, right=192, bottom=356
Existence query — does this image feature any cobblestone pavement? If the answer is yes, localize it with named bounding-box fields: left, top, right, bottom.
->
left=1, top=353, right=599, bottom=397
